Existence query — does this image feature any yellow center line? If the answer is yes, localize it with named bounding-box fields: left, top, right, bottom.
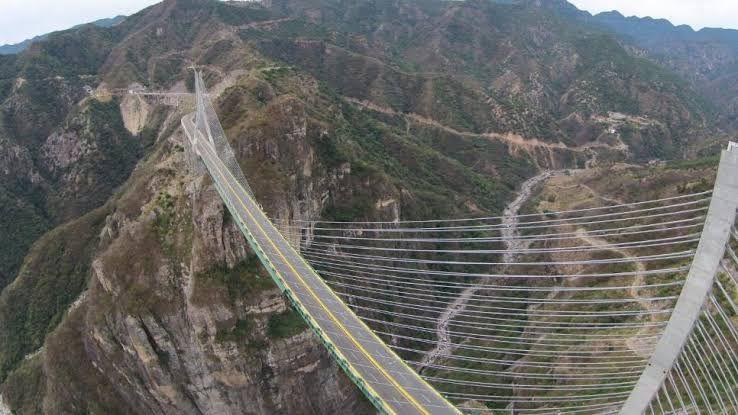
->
left=197, top=140, right=432, bottom=415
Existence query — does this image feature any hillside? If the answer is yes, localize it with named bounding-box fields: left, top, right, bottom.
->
left=532, top=2, right=738, bottom=136
left=0, top=0, right=731, bottom=413
left=588, top=11, right=738, bottom=132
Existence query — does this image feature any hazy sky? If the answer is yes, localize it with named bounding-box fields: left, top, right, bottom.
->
left=1, top=0, right=738, bottom=45
left=568, top=0, right=738, bottom=31
left=0, top=0, right=160, bottom=45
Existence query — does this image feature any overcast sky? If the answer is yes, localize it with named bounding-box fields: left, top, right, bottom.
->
left=0, top=0, right=159, bottom=45
left=1, top=0, right=738, bottom=45
left=568, top=0, right=738, bottom=31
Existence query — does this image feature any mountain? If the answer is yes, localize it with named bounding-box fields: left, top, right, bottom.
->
left=0, top=15, right=127, bottom=55
left=524, top=2, right=738, bottom=136
left=586, top=11, right=738, bottom=131
left=0, top=0, right=731, bottom=413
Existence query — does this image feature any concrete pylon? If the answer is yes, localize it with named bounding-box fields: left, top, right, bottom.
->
left=620, top=145, right=738, bottom=414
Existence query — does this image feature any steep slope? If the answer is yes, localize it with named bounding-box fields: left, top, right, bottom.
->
left=565, top=6, right=738, bottom=132
left=599, top=14, right=738, bottom=132
left=255, top=0, right=714, bottom=158
left=0, top=22, right=150, bottom=289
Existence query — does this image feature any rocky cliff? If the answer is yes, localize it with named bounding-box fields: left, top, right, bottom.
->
left=1, top=69, right=377, bottom=413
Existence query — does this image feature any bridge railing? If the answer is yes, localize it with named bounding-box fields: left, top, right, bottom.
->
left=182, top=69, right=738, bottom=413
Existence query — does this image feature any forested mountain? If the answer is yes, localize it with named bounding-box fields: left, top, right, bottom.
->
left=587, top=10, right=738, bottom=131
left=0, top=1, right=733, bottom=413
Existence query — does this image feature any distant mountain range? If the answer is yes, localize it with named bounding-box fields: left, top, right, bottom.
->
left=518, top=0, right=738, bottom=131
left=576, top=5, right=738, bottom=131
left=0, top=15, right=126, bottom=55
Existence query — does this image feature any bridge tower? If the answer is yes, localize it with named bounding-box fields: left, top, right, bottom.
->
left=621, top=144, right=738, bottom=413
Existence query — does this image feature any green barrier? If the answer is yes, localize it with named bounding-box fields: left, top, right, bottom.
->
left=210, top=176, right=392, bottom=414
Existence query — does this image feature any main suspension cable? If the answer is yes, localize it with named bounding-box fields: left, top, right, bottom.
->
left=284, top=204, right=708, bottom=233
left=301, top=232, right=700, bottom=255
left=305, top=253, right=691, bottom=281
left=285, top=190, right=711, bottom=225
left=292, top=217, right=704, bottom=244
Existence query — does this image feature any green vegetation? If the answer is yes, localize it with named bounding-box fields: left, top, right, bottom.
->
left=152, top=55, right=185, bottom=88
left=267, top=309, right=306, bottom=339
left=0, top=204, right=109, bottom=382
left=198, top=39, right=235, bottom=66
left=0, top=185, right=50, bottom=289
left=71, top=98, right=145, bottom=187
left=667, top=154, right=720, bottom=170
left=239, top=20, right=330, bottom=42
left=312, top=133, right=349, bottom=169
left=153, top=192, right=176, bottom=239
left=216, top=318, right=254, bottom=343
left=323, top=190, right=375, bottom=222
left=261, top=66, right=292, bottom=85
left=36, top=27, right=117, bottom=75
left=193, top=255, right=274, bottom=304
left=0, top=352, right=45, bottom=414
left=329, top=99, right=526, bottom=217
left=676, top=177, right=713, bottom=194
left=430, top=78, right=478, bottom=132
left=0, top=95, right=145, bottom=292
left=213, top=1, right=271, bottom=26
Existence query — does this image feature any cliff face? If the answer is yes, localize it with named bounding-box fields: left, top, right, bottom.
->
left=37, top=129, right=371, bottom=414
left=1, top=74, right=375, bottom=413
left=0, top=11, right=375, bottom=410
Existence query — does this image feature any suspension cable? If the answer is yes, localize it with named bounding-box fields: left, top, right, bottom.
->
left=370, top=328, right=656, bottom=358
left=359, top=315, right=662, bottom=346
left=343, top=302, right=667, bottom=332
left=294, top=216, right=705, bottom=244
left=285, top=190, right=712, bottom=225
left=301, top=232, right=700, bottom=255
left=326, top=273, right=682, bottom=310
left=289, top=205, right=708, bottom=233
left=306, top=253, right=691, bottom=281
left=326, top=279, right=677, bottom=316
left=301, top=246, right=694, bottom=266
left=313, top=318, right=655, bottom=368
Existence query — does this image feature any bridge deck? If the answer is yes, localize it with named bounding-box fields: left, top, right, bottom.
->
left=182, top=114, right=459, bottom=415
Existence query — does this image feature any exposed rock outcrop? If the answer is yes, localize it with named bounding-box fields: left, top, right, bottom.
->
left=35, top=122, right=374, bottom=414
left=120, top=93, right=151, bottom=135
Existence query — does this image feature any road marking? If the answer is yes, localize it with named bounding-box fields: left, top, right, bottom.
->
left=197, top=140, right=435, bottom=415
left=185, top=111, right=456, bottom=413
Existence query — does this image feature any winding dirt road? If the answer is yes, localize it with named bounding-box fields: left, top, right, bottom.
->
left=576, top=229, right=658, bottom=357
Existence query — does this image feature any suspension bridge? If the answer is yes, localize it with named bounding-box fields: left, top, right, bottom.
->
left=181, top=70, right=738, bottom=414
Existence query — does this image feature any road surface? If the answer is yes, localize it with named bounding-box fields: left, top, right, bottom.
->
left=182, top=114, right=459, bottom=415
